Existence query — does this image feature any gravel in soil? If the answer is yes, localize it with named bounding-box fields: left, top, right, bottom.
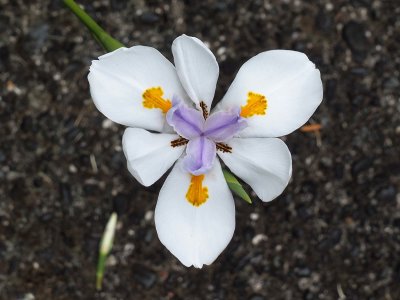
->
left=0, top=0, right=399, bottom=299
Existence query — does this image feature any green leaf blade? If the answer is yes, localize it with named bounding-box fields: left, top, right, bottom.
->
left=223, top=169, right=252, bottom=204
left=96, top=212, right=118, bottom=290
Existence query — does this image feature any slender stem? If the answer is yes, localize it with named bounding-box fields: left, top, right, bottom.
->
left=63, top=0, right=124, bottom=52
left=96, top=254, right=106, bottom=290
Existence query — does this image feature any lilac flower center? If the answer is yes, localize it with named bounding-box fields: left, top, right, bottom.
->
left=167, top=97, right=247, bottom=175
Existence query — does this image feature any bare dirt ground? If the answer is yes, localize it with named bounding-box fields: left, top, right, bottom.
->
left=0, top=0, right=399, bottom=299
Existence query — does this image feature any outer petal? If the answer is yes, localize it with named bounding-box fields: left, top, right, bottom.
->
left=218, top=138, right=292, bottom=202
left=122, top=128, right=185, bottom=186
left=182, top=137, right=216, bottom=175
left=155, top=159, right=235, bottom=268
left=216, top=50, right=323, bottom=137
left=172, top=35, right=219, bottom=110
left=88, top=46, right=187, bottom=132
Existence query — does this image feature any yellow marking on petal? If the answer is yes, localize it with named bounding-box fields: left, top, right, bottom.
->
left=142, top=87, right=172, bottom=113
left=240, top=92, right=268, bottom=118
left=186, top=175, right=209, bottom=207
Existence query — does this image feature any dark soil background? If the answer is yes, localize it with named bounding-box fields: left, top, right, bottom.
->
left=1, top=0, right=399, bottom=299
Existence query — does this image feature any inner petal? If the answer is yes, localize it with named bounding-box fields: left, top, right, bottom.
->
left=182, top=137, right=216, bottom=175
left=166, top=96, right=204, bottom=139
left=203, top=108, right=248, bottom=142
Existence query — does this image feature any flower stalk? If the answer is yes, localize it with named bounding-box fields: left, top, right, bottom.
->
left=63, top=0, right=124, bottom=52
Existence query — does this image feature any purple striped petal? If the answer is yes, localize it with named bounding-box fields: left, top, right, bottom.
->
left=182, top=137, right=216, bottom=175
left=203, top=108, right=248, bottom=142
left=166, top=96, right=204, bottom=139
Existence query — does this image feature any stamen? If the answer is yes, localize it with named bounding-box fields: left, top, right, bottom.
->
left=216, top=142, right=232, bottom=153
left=200, top=101, right=209, bottom=119
left=170, top=137, right=189, bottom=148
left=186, top=174, right=208, bottom=207
left=142, top=87, right=172, bottom=113
left=240, top=92, right=268, bottom=118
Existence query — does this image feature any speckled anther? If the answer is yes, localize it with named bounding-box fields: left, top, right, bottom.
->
left=171, top=137, right=189, bottom=148
left=200, top=101, right=209, bottom=119
left=216, top=143, right=232, bottom=153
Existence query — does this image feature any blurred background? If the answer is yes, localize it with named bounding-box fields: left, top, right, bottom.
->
left=0, top=0, right=399, bottom=299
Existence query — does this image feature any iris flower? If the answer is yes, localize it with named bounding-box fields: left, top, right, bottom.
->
left=88, top=35, right=323, bottom=268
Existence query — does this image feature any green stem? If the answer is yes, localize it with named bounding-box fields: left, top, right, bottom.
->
left=96, top=254, right=106, bottom=290
left=63, top=0, right=124, bottom=52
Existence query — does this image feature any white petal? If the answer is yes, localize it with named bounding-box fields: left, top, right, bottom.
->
left=88, top=46, right=188, bottom=132
left=216, top=50, right=323, bottom=137
left=155, top=159, right=235, bottom=268
left=172, top=35, right=219, bottom=111
left=122, top=128, right=184, bottom=186
left=218, top=138, right=292, bottom=202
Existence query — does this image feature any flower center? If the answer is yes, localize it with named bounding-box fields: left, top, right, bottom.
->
left=167, top=96, right=248, bottom=176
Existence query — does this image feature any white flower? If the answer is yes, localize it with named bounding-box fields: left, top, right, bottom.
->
left=88, top=35, right=323, bottom=268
